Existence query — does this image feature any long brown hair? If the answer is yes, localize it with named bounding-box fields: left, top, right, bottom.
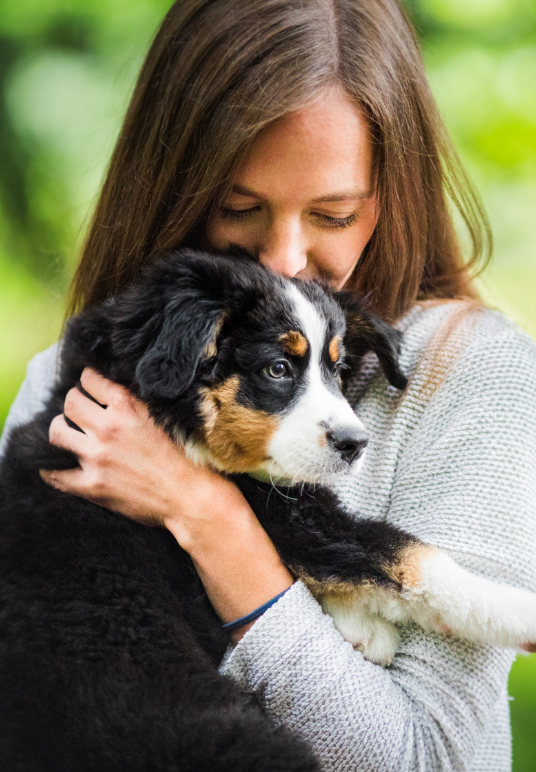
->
left=68, top=0, right=491, bottom=322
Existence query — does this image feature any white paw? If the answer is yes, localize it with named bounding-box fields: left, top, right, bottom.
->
left=321, top=597, right=400, bottom=667
left=358, top=620, right=400, bottom=666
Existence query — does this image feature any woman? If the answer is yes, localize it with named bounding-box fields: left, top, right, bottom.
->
left=1, top=1, right=535, bottom=769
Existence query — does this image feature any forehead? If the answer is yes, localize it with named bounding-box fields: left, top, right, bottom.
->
left=239, top=277, right=346, bottom=355
left=232, top=88, right=374, bottom=208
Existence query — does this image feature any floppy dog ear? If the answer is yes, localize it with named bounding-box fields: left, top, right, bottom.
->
left=335, top=291, right=408, bottom=390
left=135, top=298, right=226, bottom=400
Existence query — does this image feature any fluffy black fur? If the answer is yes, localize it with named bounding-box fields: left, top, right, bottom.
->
left=0, top=250, right=412, bottom=771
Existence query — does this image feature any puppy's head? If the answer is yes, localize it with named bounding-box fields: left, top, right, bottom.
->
left=101, top=249, right=406, bottom=484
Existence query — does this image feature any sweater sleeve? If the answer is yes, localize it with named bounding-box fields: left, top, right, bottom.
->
left=220, top=314, right=536, bottom=772
left=0, top=343, right=60, bottom=460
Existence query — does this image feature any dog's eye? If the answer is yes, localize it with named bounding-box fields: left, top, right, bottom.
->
left=264, top=361, right=290, bottom=379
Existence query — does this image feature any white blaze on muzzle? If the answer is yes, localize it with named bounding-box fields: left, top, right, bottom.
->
left=265, top=284, right=368, bottom=484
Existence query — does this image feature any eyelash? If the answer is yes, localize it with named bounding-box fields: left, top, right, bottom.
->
left=219, top=207, right=358, bottom=229
left=219, top=207, right=260, bottom=222
left=318, top=212, right=358, bottom=229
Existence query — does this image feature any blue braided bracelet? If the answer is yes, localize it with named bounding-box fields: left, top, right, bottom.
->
left=222, top=587, right=293, bottom=633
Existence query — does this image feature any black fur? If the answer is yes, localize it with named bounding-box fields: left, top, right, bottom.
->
left=0, top=250, right=411, bottom=771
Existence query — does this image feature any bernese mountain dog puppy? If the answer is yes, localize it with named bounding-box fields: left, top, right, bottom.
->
left=1, top=249, right=535, bottom=771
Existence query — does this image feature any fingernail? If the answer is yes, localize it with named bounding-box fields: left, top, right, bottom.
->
left=39, top=470, right=54, bottom=487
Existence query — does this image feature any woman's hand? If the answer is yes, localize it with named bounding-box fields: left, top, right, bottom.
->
left=40, top=368, right=294, bottom=639
left=40, top=368, right=243, bottom=540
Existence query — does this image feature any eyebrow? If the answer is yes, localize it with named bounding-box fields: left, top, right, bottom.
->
left=230, top=183, right=373, bottom=202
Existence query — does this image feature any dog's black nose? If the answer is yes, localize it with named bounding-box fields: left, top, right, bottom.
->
left=328, top=428, right=369, bottom=464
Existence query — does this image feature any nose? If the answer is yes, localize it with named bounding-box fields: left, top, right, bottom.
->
left=258, top=220, right=308, bottom=277
left=328, top=428, right=369, bottom=464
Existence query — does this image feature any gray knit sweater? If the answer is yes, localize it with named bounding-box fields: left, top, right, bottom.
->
left=1, top=302, right=536, bottom=772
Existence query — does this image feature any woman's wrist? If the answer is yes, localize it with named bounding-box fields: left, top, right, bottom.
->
left=161, top=470, right=255, bottom=552
left=167, top=502, right=294, bottom=642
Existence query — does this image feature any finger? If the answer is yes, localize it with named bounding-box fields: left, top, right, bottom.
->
left=39, top=467, right=143, bottom=520
left=39, top=467, right=106, bottom=508
left=48, top=413, right=89, bottom=455
left=39, top=467, right=81, bottom=491
left=80, top=368, right=131, bottom=409
left=63, top=385, right=108, bottom=433
left=40, top=466, right=87, bottom=495
left=521, top=643, right=536, bottom=653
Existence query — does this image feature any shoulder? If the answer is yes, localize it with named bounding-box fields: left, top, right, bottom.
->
left=381, top=301, right=536, bottom=431
left=394, top=302, right=536, bottom=473
left=399, top=301, right=536, bottom=387
left=26, top=341, right=63, bottom=384
left=346, top=301, right=536, bottom=444
left=344, top=301, right=536, bottom=413
left=0, top=343, right=62, bottom=458
left=19, top=342, right=63, bottom=409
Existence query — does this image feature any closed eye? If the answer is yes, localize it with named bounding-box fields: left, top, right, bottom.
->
left=219, top=206, right=358, bottom=229
left=313, top=212, right=358, bottom=229
left=219, top=206, right=260, bottom=221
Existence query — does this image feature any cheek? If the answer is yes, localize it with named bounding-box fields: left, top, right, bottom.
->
left=198, top=377, right=279, bottom=473
left=204, top=217, right=228, bottom=251
left=205, top=216, right=258, bottom=253
left=310, top=206, right=377, bottom=286
left=310, top=233, right=367, bottom=286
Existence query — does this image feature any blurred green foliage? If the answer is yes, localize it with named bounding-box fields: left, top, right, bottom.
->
left=0, top=1, right=534, bottom=768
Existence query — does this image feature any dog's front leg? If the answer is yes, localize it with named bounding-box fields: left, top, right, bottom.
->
left=234, top=477, right=417, bottom=663
left=234, top=477, right=536, bottom=659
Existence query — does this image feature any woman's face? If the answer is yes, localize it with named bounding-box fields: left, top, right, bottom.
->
left=206, top=87, right=377, bottom=290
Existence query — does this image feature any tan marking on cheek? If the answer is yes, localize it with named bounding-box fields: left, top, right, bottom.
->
left=280, top=330, right=308, bottom=357
left=385, top=544, right=438, bottom=589
left=329, top=335, right=342, bottom=363
left=199, top=376, right=279, bottom=473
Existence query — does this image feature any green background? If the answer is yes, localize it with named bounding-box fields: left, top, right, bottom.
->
left=0, top=1, right=534, bottom=767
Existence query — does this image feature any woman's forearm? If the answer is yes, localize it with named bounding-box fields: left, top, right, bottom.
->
left=168, top=505, right=294, bottom=642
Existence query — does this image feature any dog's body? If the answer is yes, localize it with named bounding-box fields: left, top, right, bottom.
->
left=1, top=249, right=536, bottom=771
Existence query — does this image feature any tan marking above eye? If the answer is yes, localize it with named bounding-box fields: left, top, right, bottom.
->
left=198, top=376, right=279, bottom=473
left=280, top=330, right=308, bottom=357
left=329, top=335, right=343, bottom=363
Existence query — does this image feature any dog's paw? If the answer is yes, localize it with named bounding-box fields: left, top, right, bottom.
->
left=321, top=597, right=400, bottom=667
left=353, top=616, right=400, bottom=667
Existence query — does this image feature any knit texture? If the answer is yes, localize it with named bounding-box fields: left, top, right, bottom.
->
left=1, top=303, right=535, bottom=771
